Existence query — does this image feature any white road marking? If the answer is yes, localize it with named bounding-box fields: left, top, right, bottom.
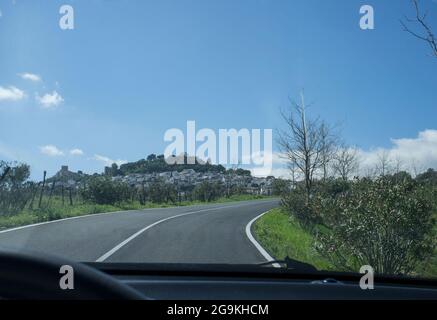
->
left=95, top=203, right=250, bottom=262
left=0, top=209, right=133, bottom=234
left=245, top=210, right=281, bottom=268
left=0, top=204, right=186, bottom=234
left=0, top=200, right=263, bottom=235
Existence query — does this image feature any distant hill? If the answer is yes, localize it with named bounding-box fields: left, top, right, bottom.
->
left=107, top=154, right=252, bottom=177
left=46, top=165, right=88, bottom=183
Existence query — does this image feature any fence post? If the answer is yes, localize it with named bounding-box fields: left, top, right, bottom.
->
left=69, top=187, right=73, bottom=206
left=62, top=185, right=65, bottom=206
left=38, top=171, right=47, bottom=209
left=46, top=180, right=56, bottom=208
left=29, top=182, right=40, bottom=210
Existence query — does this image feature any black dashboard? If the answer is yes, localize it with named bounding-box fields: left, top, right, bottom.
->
left=118, top=276, right=437, bottom=300
left=90, top=263, right=437, bottom=300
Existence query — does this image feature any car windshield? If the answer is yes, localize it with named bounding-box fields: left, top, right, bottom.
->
left=0, top=0, right=436, bottom=281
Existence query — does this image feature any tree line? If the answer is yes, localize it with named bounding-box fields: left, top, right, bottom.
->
left=0, top=160, right=270, bottom=220
left=109, top=153, right=251, bottom=177
left=276, top=94, right=437, bottom=276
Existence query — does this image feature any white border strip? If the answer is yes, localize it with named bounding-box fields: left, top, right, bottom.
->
left=245, top=211, right=281, bottom=268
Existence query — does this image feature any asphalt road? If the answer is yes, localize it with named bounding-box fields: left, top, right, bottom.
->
left=0, top=199, right=279, bottom=264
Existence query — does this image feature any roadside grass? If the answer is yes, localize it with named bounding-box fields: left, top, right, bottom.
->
left=253, top=207, right=333, bottom=271
left=254, top=207, right=437, bottom=278
left=0, top=194, right=271, bottom=231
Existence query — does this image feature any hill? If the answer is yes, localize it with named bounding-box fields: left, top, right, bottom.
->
left=108, top=154, right=252, bottom=177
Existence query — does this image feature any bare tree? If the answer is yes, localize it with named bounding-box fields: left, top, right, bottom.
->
left=332, top=146, right=359, bottom=181
left=319, top=122, right=338, bottom=181
left=287, top=161, right=298, bottom=187
left=364, top=166, right=377, bottom=179
left=410, top=158, right=426, bottom=177
left=401, top=0, right=437, bottom=57
left=278, top=92, right=333, bottom=201
left=393, top=155, right=404, bottom=174
left=376, top=150, right=392, bottom=176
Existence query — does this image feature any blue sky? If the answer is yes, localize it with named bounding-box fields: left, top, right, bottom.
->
left=1, top=0, right=437, bottom=178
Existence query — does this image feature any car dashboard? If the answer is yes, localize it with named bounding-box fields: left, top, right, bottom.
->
left=89, top=263, right=437, bottom=300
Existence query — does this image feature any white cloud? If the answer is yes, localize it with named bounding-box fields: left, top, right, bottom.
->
left=70, top=148, right=84, bottom=156
left=248, top=151, right=291, bottom=178
left=0, top=9, right=3, bottom=18
left=255, top=130, right=437, bottom=179
left=0, top=86, right=25, bottom=101
left=36, top=91, right=64, bottom=109
left=19, top=73, right=41, bottom=82
left=39, top=145, right=64, bottom=157
left=93, top=154, right=127, bottom=167
left=357, top=129, right=437, bottom=175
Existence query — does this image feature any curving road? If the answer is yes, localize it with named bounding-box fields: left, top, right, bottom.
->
left=0, top=199, right=279, bottom=264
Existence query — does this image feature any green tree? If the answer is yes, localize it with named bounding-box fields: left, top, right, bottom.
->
left=148, top=179, right=177, bottom=204
left=193, top=181, right=224, bottom=202
left=0, top=161, right=32, bottom=215
left=80, top=177, right=130, bottom=205
left=416, top=168, right=437, bottom=185
left=272, top=178, right=289, bottom=196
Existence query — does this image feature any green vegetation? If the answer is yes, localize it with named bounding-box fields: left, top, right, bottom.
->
left=313, top=176, right=435, bottom=275
left=0, top=159, right=269, bottom=230
left=0, top=192, right=269, bottom=231
left=253, top=207, right=332, bottom=271
left=273, top=96, right=437, bottom=278
left=80, top=177, right=132, bottom=205
left=0, top=161, right=33, bottom=215
left=193, top=181, right=226, bottom=202
left=418, top=218, right=437, bottom=278
left=112, top=153, right=251, bottom=176
left=255, top=174, right=437, bottom=277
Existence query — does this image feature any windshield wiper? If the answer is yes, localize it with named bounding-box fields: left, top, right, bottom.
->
left=259, top=256, right=319, bottom=273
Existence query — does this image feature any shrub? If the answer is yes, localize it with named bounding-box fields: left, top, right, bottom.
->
left=272, top=178, right=289, bottom=196
left=282, top=179, right=353, bottom=228
left=80, top=177, right=131, bottom=205
left=281, top=187, right=322, bottom=227
left=416, top=168, right=437, bottom=185
left=193, top=181, right=224, bottom=202
left=312, top=178, right=352, bottom=198
left=315, top=177, right=435, bottom=275
left=147, top=179, right=177, bottom=204
left=0, top=161, right=32, bottom=216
